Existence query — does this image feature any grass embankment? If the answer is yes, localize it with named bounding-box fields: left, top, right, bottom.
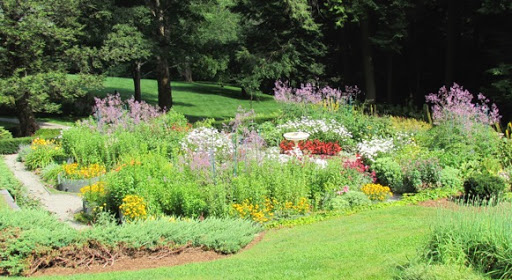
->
left=0, top=156, right=28, bottom=207
left=94, top=77, right=281, bottom=123
left=33, top=206, right=435, bottom=280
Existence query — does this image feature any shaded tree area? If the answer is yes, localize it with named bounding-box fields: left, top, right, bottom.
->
left=2, top=0, right=512, bottom=135
left=315, top=0, right=512, bottom=119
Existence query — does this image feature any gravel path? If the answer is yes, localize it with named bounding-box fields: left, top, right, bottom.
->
left=0, top=117, right=70, bottom=130
left=4, top=154, right=87, bottom=229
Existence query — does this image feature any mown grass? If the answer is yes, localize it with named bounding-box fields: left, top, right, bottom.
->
left=94, top=77, right=281, bottom=123
left=32, top=206, right=436, bottom=280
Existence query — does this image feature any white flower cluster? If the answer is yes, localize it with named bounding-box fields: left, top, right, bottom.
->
left=277, top=117, right=352, bottom=141
left=181, top=127, right=233, bottom=155
left=357, top=137, right=394, bottom=162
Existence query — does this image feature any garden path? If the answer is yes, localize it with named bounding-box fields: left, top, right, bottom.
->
left=4, top=154, right=87, bottom=230
left=0, top=117, right=70, bottom=130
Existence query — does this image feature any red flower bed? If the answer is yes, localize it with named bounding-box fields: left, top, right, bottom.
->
left=280, top=139, right=342, bottom=156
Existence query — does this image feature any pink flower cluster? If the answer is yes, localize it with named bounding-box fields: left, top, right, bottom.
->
left=425, top=83, right=501, bottom=126
left=336, top=186, right=350, bottom=195
left=90, top=94, right=162, bottom=132
left=273, top=80, right=360, bottom=105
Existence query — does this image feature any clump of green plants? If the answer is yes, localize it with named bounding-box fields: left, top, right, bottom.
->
left=464, top=172, right=508, bottom=201
left=397, top=263, right=488, bottom=280
left=23, top=138, right=65, bottom=170
left=0, top=126, right=13, bottom=139
left=421, top=201, right=512, bottom=279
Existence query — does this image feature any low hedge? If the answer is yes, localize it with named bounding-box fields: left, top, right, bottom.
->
left=0, top=137, right=32, bottom=154
left=0, top=129, right=61, bottom=154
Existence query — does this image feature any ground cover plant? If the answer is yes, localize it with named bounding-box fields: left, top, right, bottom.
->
left=0, top=208, right=262, bottom=276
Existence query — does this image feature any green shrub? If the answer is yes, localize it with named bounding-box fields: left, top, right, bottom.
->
left=0, top=126, right=13, bottom=140
left=418, top=122, right=503, bottom=168
left=398, top=263, right=487, bottom=280
left=372, top=157, right=404, bottom=193
left=327, top=196, right=351, bottom=211
left=439, top=167, right=463, bottom=190
left=339, top=191, right=372, bottom=208
left=464, top=173, right=507, bottom=200
left=403, top=157, right=442, bottom=192
left=0, top=137, right=32, bottom=154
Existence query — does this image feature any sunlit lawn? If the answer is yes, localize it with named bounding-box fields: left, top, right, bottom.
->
left=33, top=206, right=435, bottom=280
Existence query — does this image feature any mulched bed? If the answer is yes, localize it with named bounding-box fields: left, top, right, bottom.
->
left=31, top=232, right=266, bottom=277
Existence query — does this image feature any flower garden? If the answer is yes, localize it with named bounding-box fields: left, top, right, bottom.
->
left=2, top=82, right=512, bottom=278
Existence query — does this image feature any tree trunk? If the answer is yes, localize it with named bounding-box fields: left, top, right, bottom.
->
left=445, top=0, right=456, bottom=86
left=15, top=94, right=39, bottom=136
left=360, top=17, right=377, bottom=103
left=182, top=63, right=193, bottom=82
left=156, top=55, right=172, bottom=110
left=133, top=61, right=142, bottom=102
left=341, top=28, right=352, bottom=84
left=148, top=0, right=173, bottom=110
left=386, top=53, right=393, bottom=103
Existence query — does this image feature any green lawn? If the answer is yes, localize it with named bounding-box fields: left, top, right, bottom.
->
left=94, top=77, right=281, bottom=123
left=2, top=77, right=280, bottom=126
left=34, top=206, right=435, bottom=280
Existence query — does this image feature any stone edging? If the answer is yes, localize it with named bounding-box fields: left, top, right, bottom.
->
left=0, top=189, right=21, bottom=211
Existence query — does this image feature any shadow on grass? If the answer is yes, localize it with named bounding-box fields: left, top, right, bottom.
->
left=173, top=83, right=274, bottom=102
left=91, top=88, right=194, bottom=107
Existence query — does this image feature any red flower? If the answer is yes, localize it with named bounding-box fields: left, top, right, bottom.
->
left=280, top=139, right=341, bottom=156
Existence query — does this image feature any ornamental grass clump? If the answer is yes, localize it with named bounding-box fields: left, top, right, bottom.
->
left=423, top=201, right=512, bottom=279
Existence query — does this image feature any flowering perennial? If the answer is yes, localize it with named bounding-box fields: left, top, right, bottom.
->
left=425, top=83, right=501, bottom=126
left=277, top=117, right=352, bottom=141
left=63, top=163, right=106, bottom=179
left=357, top=138, right=394, bottom=162
left=361, top=183, right=392, bottom=201
left=274, top=80, right=360, bottom=106
left=181, top=127, right=233, bottom=155
left=119, top=195, right=147, bottom=221
left=30, top=138, right=59, bottom=150
left=280, top=139, right=341, bottom=156
left=232, top=197, right=310, bottom=223
left=83, top=94, right=162, bottom=132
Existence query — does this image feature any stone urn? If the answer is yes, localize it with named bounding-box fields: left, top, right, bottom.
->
left=283, top=132, right=310, bottom=148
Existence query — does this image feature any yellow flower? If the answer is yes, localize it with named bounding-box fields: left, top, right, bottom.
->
left=361, top=183, right=393, bottom=201
left=119, top=194, right=147, bottom=221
